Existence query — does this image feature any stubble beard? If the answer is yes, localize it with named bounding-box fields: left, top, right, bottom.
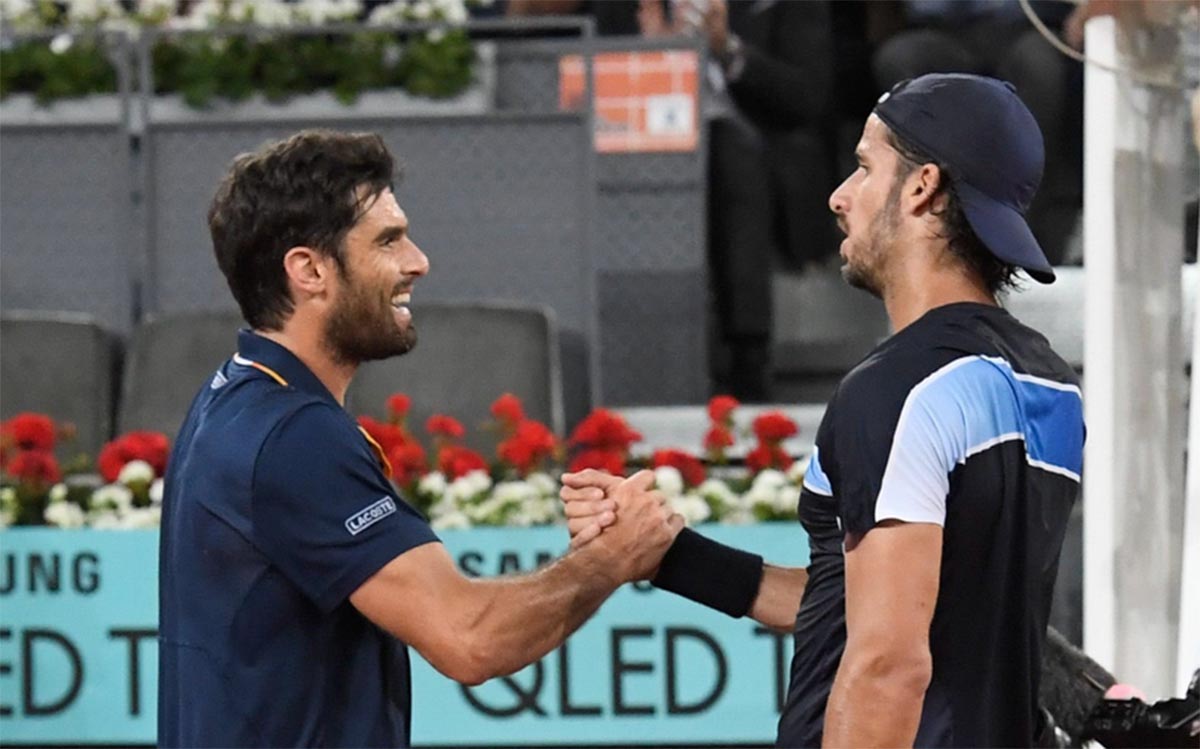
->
left=841, top=185, right=903, bottom=298
left=323, top=269, right=418, bottom=367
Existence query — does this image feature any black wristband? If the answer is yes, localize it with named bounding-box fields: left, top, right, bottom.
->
left=651, top=528, right=764, bottom=618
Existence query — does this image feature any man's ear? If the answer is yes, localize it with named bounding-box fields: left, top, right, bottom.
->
left=907, top=163, right=945, bottom=215
left=281, top=246, right=334, bottom=299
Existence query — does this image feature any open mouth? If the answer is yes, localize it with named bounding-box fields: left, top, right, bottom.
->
left=391, top=290, right=411, bottom=310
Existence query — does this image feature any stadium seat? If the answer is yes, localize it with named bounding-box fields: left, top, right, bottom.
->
left=347, top=301, right=565, bottom=456
left=0, top=311, right=118, bottom=457
left=118, top=310, right=244, bottom=439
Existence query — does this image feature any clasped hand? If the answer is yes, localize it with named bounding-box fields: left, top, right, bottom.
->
left=560, top=469, right=685, bottom=581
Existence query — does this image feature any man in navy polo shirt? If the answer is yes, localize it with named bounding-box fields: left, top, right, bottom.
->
left=561, top=74, right=1086, bottom=746
left=157, top=130, right=682, bottom=748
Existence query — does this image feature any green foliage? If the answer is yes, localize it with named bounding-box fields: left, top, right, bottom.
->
left=0, top=37, right=118, bottom=103
left=3, top=23, right=477, bottom=108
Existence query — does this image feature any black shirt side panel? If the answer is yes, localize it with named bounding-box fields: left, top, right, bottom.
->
left=776, top=303, right=1082, bottom=748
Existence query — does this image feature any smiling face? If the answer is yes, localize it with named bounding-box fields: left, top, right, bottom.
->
left=828, top=115, right=911, bottom=298
left=323, top=187, right=429, bottom=365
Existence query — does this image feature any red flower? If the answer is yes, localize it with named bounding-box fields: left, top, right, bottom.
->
left=707, top=395, right=739, bottom=425
left=703, top=425, right=735, bottom=451
left=567, top=448, right=626, bottom=475
left=387, top=441, right=428, bottom=486
left=438, top=445, right=489, bottom=479
left=490, top=393, right=525, bottom=426
left=426, top=414, right=466, bottom=440
left=3, top=413, right=57, bottom=451
left=497, top=419, right=558, bottom=474
left=752, top=412, right=798, bottom=443
left=6, top=449, right=61, bottom=485
left=568, top=409, right=642, bottom=451
left=97, top=431, right=170, bottom=482
left=358, top=416, right=408, bottom=456
left=386, top=393, right=411, bottom=421
left=651, top=449, right=706, bottom=487
left=745, top=443, right=793, bottom=472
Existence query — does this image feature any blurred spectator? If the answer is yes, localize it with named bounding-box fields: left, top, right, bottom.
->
left=869, top=0, right=1083, bottom=265
left=510, top=0, right=836, bottom=400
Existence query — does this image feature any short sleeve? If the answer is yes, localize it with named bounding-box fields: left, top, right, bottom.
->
left=252, top=403, right=439, bottom=612
left=835, top=356, right=1022, bottom=535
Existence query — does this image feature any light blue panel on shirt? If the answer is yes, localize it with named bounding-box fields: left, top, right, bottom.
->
left=899, top=357, right=1083, bottom=479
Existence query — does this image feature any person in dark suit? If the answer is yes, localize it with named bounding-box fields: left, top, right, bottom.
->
left=673, top=0, right=836, bottom=400
left=507, top=0, right=838, bottom=401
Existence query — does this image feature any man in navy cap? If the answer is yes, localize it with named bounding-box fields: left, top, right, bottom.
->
left=561, top=73, right=1084, bottom=746
left=157, top=130, right=682, bottom=748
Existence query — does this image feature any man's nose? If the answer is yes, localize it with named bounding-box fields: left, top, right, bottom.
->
left=828, top=179, right=850, bottom=216
left=405, top=238, right=430, bottom=277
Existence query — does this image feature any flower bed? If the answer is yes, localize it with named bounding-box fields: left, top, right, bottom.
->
left=1, top=394, right=805, bottom=530
left=1, top=0, right=485, bottom=107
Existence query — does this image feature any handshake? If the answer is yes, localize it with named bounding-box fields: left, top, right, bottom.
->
left=558, top=468, right=686, bottom=583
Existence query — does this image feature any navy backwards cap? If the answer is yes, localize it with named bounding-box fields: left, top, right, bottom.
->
left=873, top=73, right=1055, bottom=283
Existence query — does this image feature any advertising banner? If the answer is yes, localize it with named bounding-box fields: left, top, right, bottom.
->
left=0, top=525, right=807, bottom=745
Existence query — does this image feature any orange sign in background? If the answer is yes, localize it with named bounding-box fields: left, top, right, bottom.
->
left=559, top=50, right=700, bottom=153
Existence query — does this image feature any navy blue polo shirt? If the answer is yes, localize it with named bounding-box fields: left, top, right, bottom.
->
left=158, top=330, right=439, bottom=748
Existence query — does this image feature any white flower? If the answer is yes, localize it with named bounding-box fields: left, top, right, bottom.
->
left=0, top=0, right=35, bottom=20
left=418, top=471, right=448, bottom=497
left=458, top=469, right=492, bottom=497
left=149, top=478, right=164, bottom=505
left=49, top=33, right=74, bottom=54
left=120, top=506, right=161, bottom=528
left=409, top=0, right=432, bottom=20
left=249, top=0, right=293, bottom=28
left=653, top=466, right=684, bottom=498
left=425, top=26, right=446, bottom=43
left=526, top=471, right=558, bottom=497
left=45, top=501, right=86, bottom=529
left=0, top=486, right=16, bottom=511
left=667, top=493, right=711, bottom=525
left=367, top=1, right=409, bottom=26
left=90, top=483, right=133, bottom=515
left=463, top=495, right=508, bottom=524
left=445, top=477, right=477, bottom=505
left=786, top=454, right=810, bottom=484
left=697, top=478, right=737, bottom=511
left=492, top=480, right=538, bottom=505
left=751, top=468, right=788, bottom=492
left=66, top=0, right=123, bottom=24
left=49, top=483, right=69, bottom=504
left=118, top=459, right=155, bottom=486
left=431, top=0, right=467, bottom=23
left=293, top=0, right=357, bottom=24
left=431, top=509, right=471, bottom=530
left=742, top=484, right=777, bottom=512
left=88, top=511, right=122, bottom=529
left=136, top=0, right=176, bottom=16
left=776, top=485, right=801, bottom=514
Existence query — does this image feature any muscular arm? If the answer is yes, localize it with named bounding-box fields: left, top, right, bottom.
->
left=353, top=470, right=681, bottom=685
left=351, top=541, right=621, bottom=685
left=823, top=520, right=941, bottom=747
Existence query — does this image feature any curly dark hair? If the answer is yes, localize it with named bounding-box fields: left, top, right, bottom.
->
left=208, top=129, right=396, bottom=330
left=884, top=128, right=1020, bottom=297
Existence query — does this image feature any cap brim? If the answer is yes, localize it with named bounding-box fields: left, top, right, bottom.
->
left=956, top=181, right=1055, bottom=284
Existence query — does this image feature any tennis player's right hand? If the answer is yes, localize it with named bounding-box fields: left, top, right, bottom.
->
left=560, top=468, right=625, bottom=549
left=584, top=470, right=684, bottom=581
